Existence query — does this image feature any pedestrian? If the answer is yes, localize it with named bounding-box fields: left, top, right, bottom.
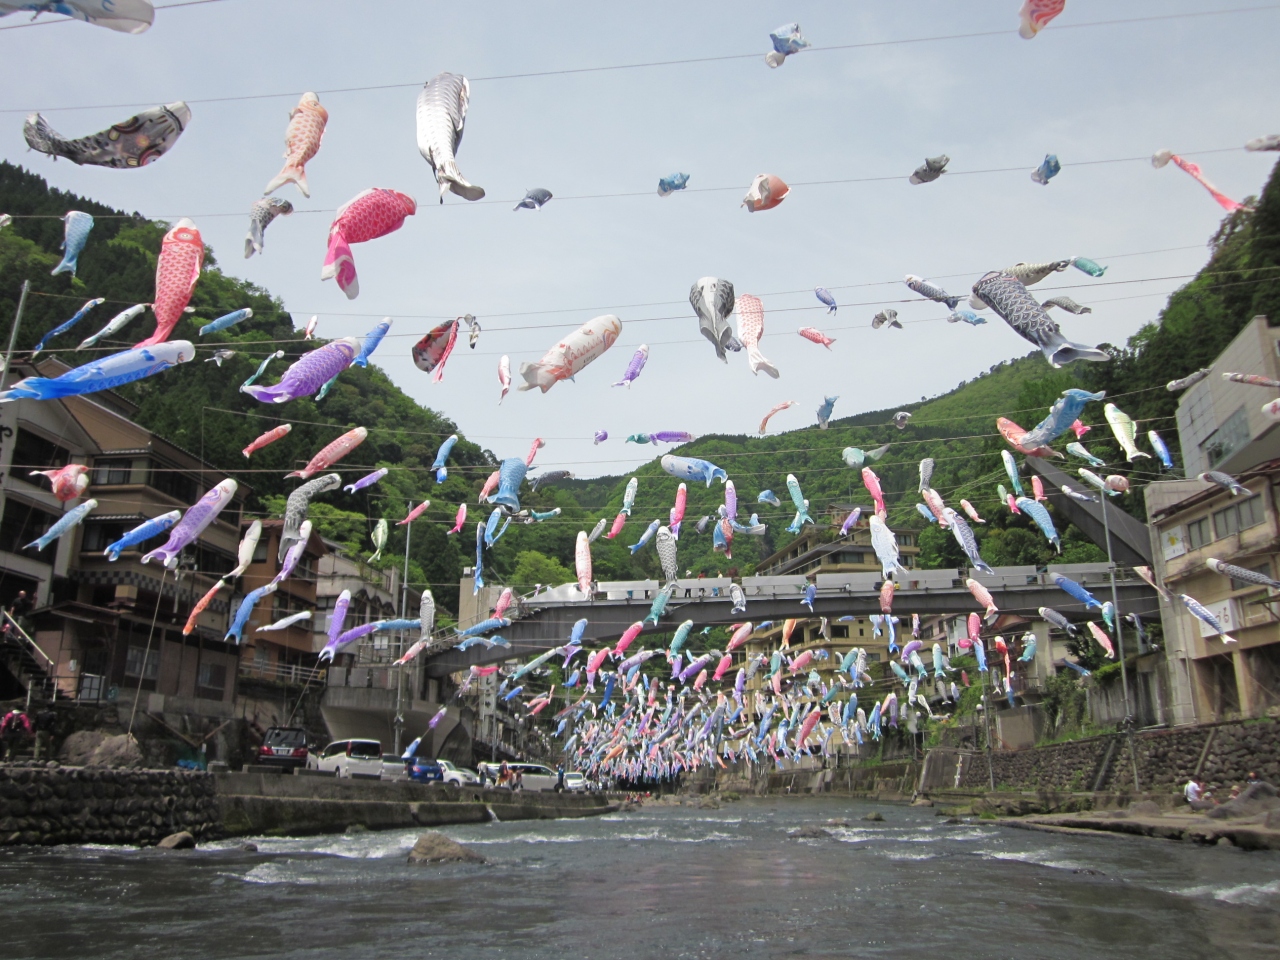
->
left=556, top=763, right=565, bottom=792
left=1246, top=770, right=1263, bottom=786
left=33, top=706, right=56, bottom=760
left=0, top=708, right=32, bottom=760
left=8, top=590, right=32, bottom=621
left=498, top=760, right=510, bottom=788
left=514, top=768, right=524, bottom=792
left=478, top=765, right=488, bottom=788
left=1184, top=777, right=1214, bottom=808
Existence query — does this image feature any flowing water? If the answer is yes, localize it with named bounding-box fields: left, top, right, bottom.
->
left=2, top=797, right=1278, bottom=959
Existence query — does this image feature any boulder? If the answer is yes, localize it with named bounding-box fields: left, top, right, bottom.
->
left=825, top=818, right=852, bottom=828
left=1128, top=800, right=1163, bottom=818
left=156, top=831, right=195, bottom=850
left=862, top=811, right=885, bottom=822
left=789, top=825, right=831, bottom=839
left=88, top=735, right=143, bottom=769
left=240, top=842, right=259, bottom=852
left=910, top=798, right=933, bottom=807
left=58, top=730, right=107, bottom=766
left=407, top=831, right=485, bottom=864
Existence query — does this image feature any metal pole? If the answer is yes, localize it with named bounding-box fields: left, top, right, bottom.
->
left=1101, top=497, right=1142, bottom=792
left=981, top=665, right=995, bottom=791
left=393, top=515, right=411, bottom=755
left=3, top=280, right=30, bottom=390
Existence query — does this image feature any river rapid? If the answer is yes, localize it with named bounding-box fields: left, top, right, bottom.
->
left=1, top=797, right=1278, bottom=959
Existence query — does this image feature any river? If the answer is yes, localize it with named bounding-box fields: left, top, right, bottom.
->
left=1, top=797, right=1278, bottom=959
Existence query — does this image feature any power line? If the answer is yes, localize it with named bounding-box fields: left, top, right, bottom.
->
left=0, top=146, right=1249, bottom=217
left=25, top=262, right=1280, bottom=355
left=5, top=5, right=1277, bottom=110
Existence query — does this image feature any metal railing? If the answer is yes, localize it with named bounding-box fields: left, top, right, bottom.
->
left=2, top=611, right=55, bottom=670
left=238, top=660, right=327, bottom=686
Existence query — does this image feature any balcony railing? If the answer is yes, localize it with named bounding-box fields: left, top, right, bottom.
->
left=238, top=660, right=326, bottom=686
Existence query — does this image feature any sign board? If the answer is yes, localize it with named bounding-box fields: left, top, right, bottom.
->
left=1195, top=598, right=1237, bottom=639
left=1161, top=527, right=1187, bottom=561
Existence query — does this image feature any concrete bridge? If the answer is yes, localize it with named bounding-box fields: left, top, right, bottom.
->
left=423, top=562, right=1161, bottom=678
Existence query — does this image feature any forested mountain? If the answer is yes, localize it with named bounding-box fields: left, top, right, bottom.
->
left=3, top=158, right=1277, bottom=615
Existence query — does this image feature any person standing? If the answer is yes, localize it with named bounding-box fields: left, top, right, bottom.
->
left=0, top=708, right=32, bottom=760
left=556, top=763, right=565, bottom=792
left=33, top=706, right=56, bottom=760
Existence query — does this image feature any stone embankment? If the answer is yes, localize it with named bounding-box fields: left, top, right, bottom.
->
left=0, top=762, right=220, bottom=846
left=216, top=771, right=618, bottom=837
left=915, top=718, right=1279, bottom=803
left=1008, top=785, right=1280, bottom=851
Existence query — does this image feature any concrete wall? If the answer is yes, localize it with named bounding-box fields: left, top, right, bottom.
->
left=215, top=771, right=617, bottom=837
left=941, top=717, right=1280, bottom=795
left=0, top=763, right=220, bottom=846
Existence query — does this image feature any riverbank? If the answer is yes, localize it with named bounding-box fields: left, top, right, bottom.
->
left=216, top=771, right=618, bottom=837
left=1007, top=809, right=1280, bottom=851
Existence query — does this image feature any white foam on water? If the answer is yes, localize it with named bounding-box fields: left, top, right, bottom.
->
left=1178, top=879, right=1280, bottom=905
left=883, top=850, right=937, bottom=861
left=238, top=862, right=321, bottom=885
left=976, top=847, right=1090, bottom=871
left=461, top=833, right=588, bottom=845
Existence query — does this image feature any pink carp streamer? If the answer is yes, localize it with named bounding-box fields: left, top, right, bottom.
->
left=1152, top=150, right=1248, bottom=213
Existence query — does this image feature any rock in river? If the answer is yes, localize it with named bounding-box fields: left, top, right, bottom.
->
left=407, top=831, right=485, bottom=864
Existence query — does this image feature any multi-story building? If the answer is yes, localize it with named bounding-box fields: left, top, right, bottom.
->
left=1145, top=315, right=1280, bottom=724
left=755, top=503, right=920, bottom=577
left=0, top=358, right=247, bottom=720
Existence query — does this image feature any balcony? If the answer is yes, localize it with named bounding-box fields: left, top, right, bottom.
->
left=238, top=659, right=326, bottom=687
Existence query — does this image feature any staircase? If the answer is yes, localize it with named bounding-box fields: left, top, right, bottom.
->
left=0, top=613, right=56, bottom=701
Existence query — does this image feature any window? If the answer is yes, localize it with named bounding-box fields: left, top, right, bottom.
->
left=1213, top=497, right=1263, bottom=539
left=832, top=625, right=849, bottom=639
left=124, top=645, right=159, bottom=680
left=10, top=429, right=69, bottom=484
left=81, top=521, right=132, bottom=553
left=0, top=498, right=61, bottom=550
left=148, top=463, right=199, bottom=505
left=1201, top=405, right=1250, bottom=468
left=91, top=458, right=134, bottom=486
left=866, top=652, right=881, bottom=662
left=188, top=543, right=235, bottom=578
left=1229, top=562, right=1273, bottom=592
left=1186, top=516, right=1212, bottom=550
left=196, top=661, right=227, bottom=692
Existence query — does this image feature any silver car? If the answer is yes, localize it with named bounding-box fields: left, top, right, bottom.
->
left=437, top=760, right=479, bottom=786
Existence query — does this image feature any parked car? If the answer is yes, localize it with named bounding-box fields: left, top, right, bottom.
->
left=437, top=760, right=479, bottom=786
left=562, top=771, right=586, bottom=792
left=407, top=755, right=444, bottom=783
left=379, top=754, right=408, bottom=781
left=255, top=726, right=310, bottom=771
left=314, top=739, right=383, bottom=778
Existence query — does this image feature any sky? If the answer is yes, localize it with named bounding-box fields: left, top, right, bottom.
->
left=2, top=0, right=1278, bottom=480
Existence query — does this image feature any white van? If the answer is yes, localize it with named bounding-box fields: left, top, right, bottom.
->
left=314, top=739, right=383, bottom=778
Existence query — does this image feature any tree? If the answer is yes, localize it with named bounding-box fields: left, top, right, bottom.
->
left=511, top=550, right=573, bottom=589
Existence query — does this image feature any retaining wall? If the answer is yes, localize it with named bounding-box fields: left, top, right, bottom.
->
left=938, top=718, right=1280, bottom=795
left=0, top=763, right=219, bottom=846
left=215, top=771, right=618, bottom=837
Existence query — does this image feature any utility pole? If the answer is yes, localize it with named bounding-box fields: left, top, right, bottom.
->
left=980, top=659, right=995, bottom=791
left=1100, top=497, right=1142, bottom=792
left=3, top=280, right=30, bottom=390
left=393, top=511, right=412, bottom=755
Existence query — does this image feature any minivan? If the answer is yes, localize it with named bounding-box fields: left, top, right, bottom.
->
left=314, top=739, right=383, bottom=778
